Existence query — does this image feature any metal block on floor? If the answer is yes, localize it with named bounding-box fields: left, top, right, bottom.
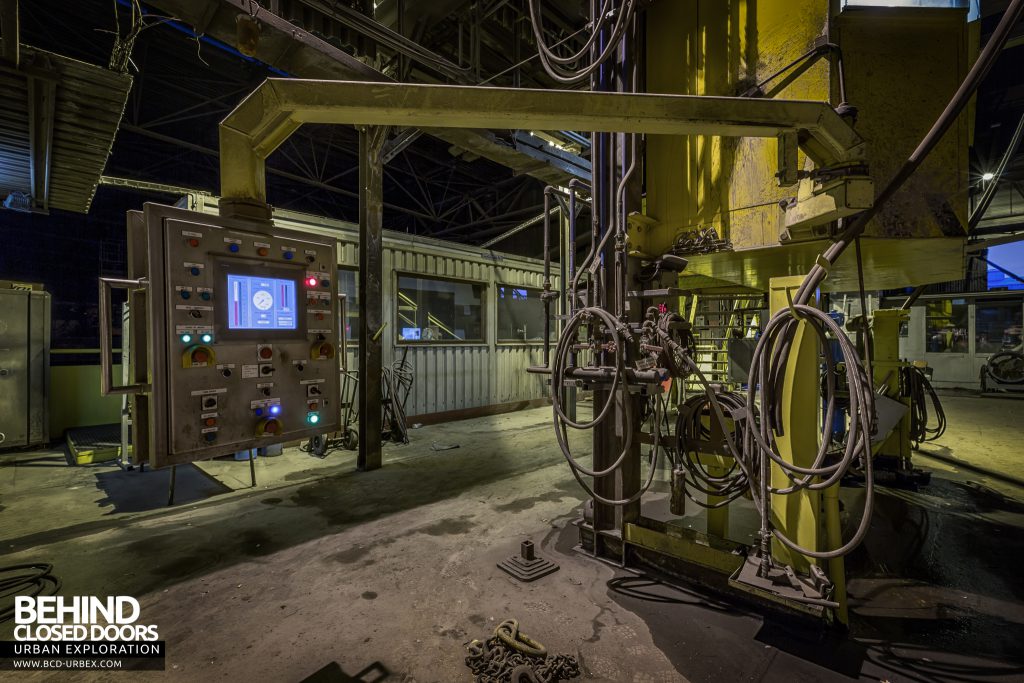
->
left=497, top=540, right=559, bottom=582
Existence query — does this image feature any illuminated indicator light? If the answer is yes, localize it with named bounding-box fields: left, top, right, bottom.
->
left=201, top=333, right=213, bottom=344
left=228, top=243, right=240, bottom=253
left=270, top=405, right=281, bottom=416
left=307, top=413, right=320, bottom=425
left=180, top=334, right=193, bottom=343
left=188, top=238, right=199, bottom=247
left=306, top=277, right=319, bottom=287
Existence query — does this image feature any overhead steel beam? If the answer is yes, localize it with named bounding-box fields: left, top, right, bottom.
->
left=27, top=71, right=56, bottom=212
left=144, top=0, right=574, bottom=185
left=219, top=79, right=866, bottom=205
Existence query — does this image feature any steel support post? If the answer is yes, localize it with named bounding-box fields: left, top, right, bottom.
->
left=767, top=276, right=821, bottom=573
left=357, top=126, right=387, bottom=471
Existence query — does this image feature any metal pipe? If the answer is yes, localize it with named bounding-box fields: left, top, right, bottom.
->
left=543, top=187, right=553, bottom=365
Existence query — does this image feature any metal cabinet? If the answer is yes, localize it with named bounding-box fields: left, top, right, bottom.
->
left=0, top=284, right=50, bottom=449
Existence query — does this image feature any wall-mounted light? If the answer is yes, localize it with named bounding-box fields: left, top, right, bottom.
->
left=982, top=172, right=995, bottom=181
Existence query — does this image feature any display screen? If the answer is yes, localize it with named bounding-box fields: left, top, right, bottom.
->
left=227, top=274, right=298, bottom=330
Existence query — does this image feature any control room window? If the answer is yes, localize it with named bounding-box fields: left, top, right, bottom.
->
left=337, top=268, right=359, bottom=343
left=975, top=298, right=1023, bottom=355
left=396, top=275, right=484, bottom=343
left=496, top=286, right=552, bottom=343
left=924, top=299, right=968, bottom=353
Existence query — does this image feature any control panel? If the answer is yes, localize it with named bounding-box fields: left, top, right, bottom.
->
left=139, top=204, right=340, bottom=468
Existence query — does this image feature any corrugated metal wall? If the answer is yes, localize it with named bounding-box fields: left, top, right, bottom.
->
left=200, top=199, right=553, bottom=419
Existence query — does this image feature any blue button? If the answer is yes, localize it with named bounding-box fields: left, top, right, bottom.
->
left=190, top=267, right=200, bottom=276
left=180, top=290, right=191, bottom=299
left=284, top=251, right=294, bottom=260
left=200, top=291, right=211, bottom=301
left=229, top=243, right=240, bottom=253
left=204, top=432, right=217, bottom=442
left=254, top=407, right=264, bottom=417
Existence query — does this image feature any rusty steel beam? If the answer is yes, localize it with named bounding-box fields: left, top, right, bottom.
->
left=219, top=79, right=866, bottom=205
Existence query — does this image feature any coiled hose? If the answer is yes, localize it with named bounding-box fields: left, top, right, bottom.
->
left=551, top=307, right=666, bottom=506
left=675, top=390, right=749, bottom=508
left=743, top=304, right=875, bottom=560
left=903, top=365, right=946, bottom=447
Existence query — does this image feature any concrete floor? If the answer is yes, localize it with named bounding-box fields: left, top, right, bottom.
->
left=1, top=396, right=1023, bottom=682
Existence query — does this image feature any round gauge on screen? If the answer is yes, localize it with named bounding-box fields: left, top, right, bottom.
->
left=252, top=289, right=274, bottom=311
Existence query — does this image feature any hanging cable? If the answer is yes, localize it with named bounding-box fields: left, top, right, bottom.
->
left=527, top=0, right=639, bottom=85
left=903, top=366, right=946, bottom=447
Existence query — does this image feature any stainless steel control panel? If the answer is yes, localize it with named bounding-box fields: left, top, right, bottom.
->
left=137, top=204, right=340, bottom=468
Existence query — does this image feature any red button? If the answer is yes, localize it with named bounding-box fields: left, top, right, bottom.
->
left=259, top=346, right=273, bottom=360
left=265, top=420, right=279, bottom=433
left=204, top=417, right=217, bottom=427
left=308, top=402, right=317, bottom=410
left=188, top=238, right=199, bottom=247
left=258, top=247, right=269, bottom=257
left=193, top=350, right=208, bottom=363
left=316, top=313, right=324, bottom=320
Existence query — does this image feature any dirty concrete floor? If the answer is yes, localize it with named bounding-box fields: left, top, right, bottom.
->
left=1, top=398, right=1023, bottom=682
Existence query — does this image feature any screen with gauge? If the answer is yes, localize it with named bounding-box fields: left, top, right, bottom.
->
left=226, top=274, right=298, bottom=330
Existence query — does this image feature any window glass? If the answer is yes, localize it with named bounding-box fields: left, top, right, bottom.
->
left=975, top=298, right=1022, bottom=354
left=337, top=268, right=359, bottom=343
left=924, top=299, right=968, bottom=353
left=496, top=286, right=552, bottom=342
left=397, top=275, right=484, bottom=342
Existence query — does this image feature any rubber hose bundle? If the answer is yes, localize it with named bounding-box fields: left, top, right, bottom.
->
left=743, top=304, right=875, bottom=560
left=985, top=351, right=1024, bottom=385
left=551, top=307, right=666, bottom=507
left=903, top=365, right=946, bottom=447
left=675, top=391, right=748, bottom=508
left=1, top=564, right=61, bottom=623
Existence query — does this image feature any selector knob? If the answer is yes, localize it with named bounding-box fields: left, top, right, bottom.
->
left=260, top=365, right=275, bottom=376
left=222, top=368, right=232, bottom=378
left=261, top=387, right=271, bottom=397
left=295, top=363, right=305, bottom=372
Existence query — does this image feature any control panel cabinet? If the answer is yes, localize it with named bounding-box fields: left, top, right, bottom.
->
left=141, top=204, right=341, bottom=468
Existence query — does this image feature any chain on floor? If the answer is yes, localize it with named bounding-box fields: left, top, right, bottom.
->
left=465, top=619, right=580, bottom=683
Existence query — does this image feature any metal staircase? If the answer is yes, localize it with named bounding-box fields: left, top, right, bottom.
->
left=682, top=293, right=765, bottom=394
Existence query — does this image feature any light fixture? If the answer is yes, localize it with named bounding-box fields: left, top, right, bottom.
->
left=982, top=172, right=995, bottom=181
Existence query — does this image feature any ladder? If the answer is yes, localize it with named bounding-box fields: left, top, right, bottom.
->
left=682, top=292, right=765, bottom=395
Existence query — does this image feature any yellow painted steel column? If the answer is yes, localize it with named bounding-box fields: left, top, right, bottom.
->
left=767, top=276, right=820, bottom=574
